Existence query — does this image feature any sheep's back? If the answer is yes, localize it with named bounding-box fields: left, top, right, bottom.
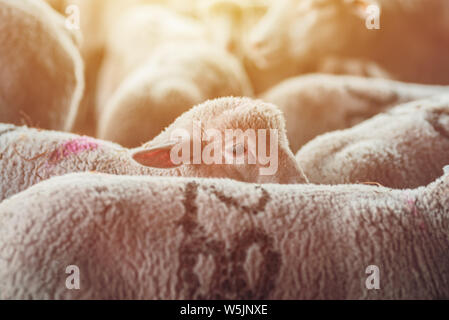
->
left=1, top=172, right=448, bottom=299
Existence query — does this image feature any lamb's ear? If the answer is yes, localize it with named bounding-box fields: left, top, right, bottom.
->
left=131, top=142, right=181, bottom=169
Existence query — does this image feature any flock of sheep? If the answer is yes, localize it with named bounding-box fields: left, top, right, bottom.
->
left=0, top=0, right=449, bottom=299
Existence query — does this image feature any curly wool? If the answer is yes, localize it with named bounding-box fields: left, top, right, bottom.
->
left=261, top=74, right=448, bottom=152
left=0, top=170, right=448, bottom=299
left=297, top=94, right=449, bottom=188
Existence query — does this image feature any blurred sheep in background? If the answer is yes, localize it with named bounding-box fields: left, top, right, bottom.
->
left=96, top=4, right=210, bottom=116
left=44, top=0, right=204, bottom=136
left=98, top=43, right=253, bottom=147
left=297, top=95, right=449, bottom=189
left=0, top=0, right=84, bottom=131
left=262, top=74, right=448, bottom=152
left=196, top=0, right=269, bottom=58
left=244, top=0, right=449, bottom=93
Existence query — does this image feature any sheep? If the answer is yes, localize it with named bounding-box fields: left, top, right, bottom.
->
left=97, top=43, right=254, bottom=148
left=0, top=169, right=448, bottom=300
left=61, top=0, right=203, bottom=54
left=96, top=4, right=209, bottom=115
left=296, top=94, right=449, bottom=189
left=261, top=74, right=449, bottom=152
left=60, top=0, right=106, bottom=137
left=0, top=0, right=84, bottom=131
left=48, top=0, right=161, bottom=135
left=196, top=0, right=269, bottom=58
left=58, top=0, right=170, bottom=136
left=42, top=1, right=205, bottom=136
left=40, top=0, right=108, bottom=136
left=244, top=0, right=449, bottom=93
left=0, top=97, right=307, bottom=202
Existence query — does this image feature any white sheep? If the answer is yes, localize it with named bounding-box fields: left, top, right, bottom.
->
left=45, top=1, right=192, bottom=136
left=261, top=74, right=449, bottom=152
left=296, top=95, right=449, bottom=188
left=0, top=97, right=306, bottom=202
left=96, top=4, right=209, bottom=115
left=244, top=0, right=449, bottom=93
left=0, top=170, right=448, bottom=299
left=47, top=0, right=156, bottom=136
left=97, top=43, right=254, bottom=148
left=41, top=1, right=208, bottom=136
left=0, top=0, right=84, bottom=131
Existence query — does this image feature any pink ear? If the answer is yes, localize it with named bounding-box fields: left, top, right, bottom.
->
left=131, top=143, right=180, bottom=169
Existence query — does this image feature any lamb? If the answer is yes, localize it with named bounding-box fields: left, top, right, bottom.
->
left=296, top=95, right=449, bottom=189
left=261, top=74, right=449, bottom=152
left=0, top=97, right=306, bottom=202
left=0, top=0, right=84, bottom=131
left=97, top=43, right=254, bottom=148
left=96, top=4, right=209, bottom=115
left=1, top=169, right=448, bottom=299
left=244, top=0, right=449, bottom=93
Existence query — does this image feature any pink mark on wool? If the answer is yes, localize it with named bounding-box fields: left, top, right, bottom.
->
left=61, top=136, right=99, bottom=156
left=46, top=136, right=99, bottom=166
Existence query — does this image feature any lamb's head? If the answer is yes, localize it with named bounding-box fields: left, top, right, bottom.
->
left=245, top=0, right=376, bottom=69
left=131, top=97, right=307, bottom=184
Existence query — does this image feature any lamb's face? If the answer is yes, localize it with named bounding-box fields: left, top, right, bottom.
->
left=131, top=98, right=304, bottom=184
left=245, top=0, right=373, bottom=69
